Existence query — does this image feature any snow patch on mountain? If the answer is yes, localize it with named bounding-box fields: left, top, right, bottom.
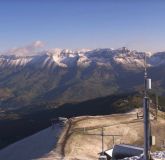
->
left=0, top=55, right=33, bottom=67
left=77, top=54, right=91, bottom=67
left=46, top=49, right=79, bottom=68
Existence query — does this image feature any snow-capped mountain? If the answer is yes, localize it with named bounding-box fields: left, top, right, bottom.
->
left=0, top=47, right=165, bottom=109
left=0, top=47, right=156, bottom=68
left=0, top=47, right=164, bottom=70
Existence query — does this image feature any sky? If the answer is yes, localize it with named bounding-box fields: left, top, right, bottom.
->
left=0, top=0, right=165, bottom=53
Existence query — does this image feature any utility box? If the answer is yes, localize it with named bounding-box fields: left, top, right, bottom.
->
left=151, top=136, right=156, bottom=146
left=147, top=78, right=152, bottom=90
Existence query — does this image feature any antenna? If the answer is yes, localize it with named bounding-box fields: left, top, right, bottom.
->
left=83, top=127, right=122, bottom=159
left=155, top=94, right=159, bottom=120
left=144, top=54, right=147, bottom=73
left=143, top=53, right=152, bottom=160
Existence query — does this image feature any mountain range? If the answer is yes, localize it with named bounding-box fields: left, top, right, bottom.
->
left=0, top=47, right=165, bottom=110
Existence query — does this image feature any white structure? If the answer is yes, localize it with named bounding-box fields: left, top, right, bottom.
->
left=99, top=155, right=107, bottom=160
left=147, top=78, right=152, bottom=90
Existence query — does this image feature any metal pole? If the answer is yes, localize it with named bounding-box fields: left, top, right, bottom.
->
left=82, top=128, right=122, bottom=156
left=143, top=54, right=150, bottom=160
left=101, top=128, right=104, bottom=155
left=112, top=136, right=115, bottom=147
left=143, top=97, right=149, bottom=160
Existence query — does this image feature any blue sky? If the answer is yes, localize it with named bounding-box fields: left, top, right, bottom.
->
left=0, top=0, right=165, bottom=52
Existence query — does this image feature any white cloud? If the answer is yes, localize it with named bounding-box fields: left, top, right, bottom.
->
left=1, top=40, right=45, bottom=56
left=30, top=40, right=45, bottom=49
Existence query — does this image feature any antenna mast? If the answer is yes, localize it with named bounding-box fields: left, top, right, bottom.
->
left=82, top=127, right=122, bottom=159
left=143, top=53, right=151, bottom=160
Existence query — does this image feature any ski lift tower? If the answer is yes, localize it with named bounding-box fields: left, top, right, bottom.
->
left=143, top=54, right=152, bottom=160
